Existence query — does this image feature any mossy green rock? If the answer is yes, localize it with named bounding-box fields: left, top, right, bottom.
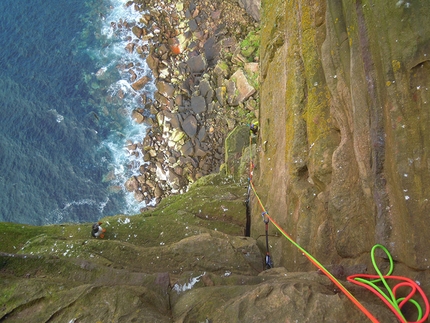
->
left=224, top=125, right=251, bottom=179
left=1, top=173, right=397, bottom=322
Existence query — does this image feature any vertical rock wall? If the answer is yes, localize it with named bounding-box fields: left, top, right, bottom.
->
left=255, top=0, right=430, bottom=273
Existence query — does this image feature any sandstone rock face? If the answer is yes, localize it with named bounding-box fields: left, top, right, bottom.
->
left=256, top=0, right=430, bottom=279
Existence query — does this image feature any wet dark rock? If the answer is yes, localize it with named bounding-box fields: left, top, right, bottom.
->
left=129, top=69, right=138, bottom=82
left=125, top=43, right=136, bottom=54
left=132, top=110, right=145, bottom=123
left=125, top=176, right=139, bottom=192
left=146, top=54, right=159, bottom=75
left=131, top=75, right=151, bottom=91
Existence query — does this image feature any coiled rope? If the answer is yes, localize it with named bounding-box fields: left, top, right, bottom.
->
left=247, top=127, right=429, bottom=323
left=348, top=244, right=429, bottom=323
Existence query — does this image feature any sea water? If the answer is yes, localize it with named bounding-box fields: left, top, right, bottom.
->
left=0, top=0, right=154, bottom=225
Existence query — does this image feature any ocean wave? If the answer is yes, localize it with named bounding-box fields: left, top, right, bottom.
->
left=46, top=197, right=110, bottom=224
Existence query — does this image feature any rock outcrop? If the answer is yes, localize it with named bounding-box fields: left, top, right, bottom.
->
left=0, top=171, right=396, bottom=322
left=255, top=0, right=430, bottom=305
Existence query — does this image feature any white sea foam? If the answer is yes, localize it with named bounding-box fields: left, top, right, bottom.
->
left=46, top=197, right=110, bottom=224
left=101, top=0, right=146, bottom=39
left=93, top=0, right=156, bottom=214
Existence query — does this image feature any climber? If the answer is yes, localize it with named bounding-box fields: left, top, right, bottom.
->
left=91, top=221, right=106, bottom=238
left=249, top=121, right=259, bottom=136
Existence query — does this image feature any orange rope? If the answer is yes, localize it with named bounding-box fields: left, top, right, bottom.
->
left=247, top=128, right=428, bottom=322
left=249, top=180, right=380, bottom=322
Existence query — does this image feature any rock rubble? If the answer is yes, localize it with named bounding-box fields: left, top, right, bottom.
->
left=115, top=0, right=260, bottom=209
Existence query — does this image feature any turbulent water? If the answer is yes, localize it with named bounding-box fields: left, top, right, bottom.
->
left=0, top=0, right=154, bottom=225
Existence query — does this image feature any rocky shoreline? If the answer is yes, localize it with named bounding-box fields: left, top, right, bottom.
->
left=113, top=0, right=260, bottom=209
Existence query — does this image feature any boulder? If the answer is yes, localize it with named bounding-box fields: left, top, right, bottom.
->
left=131, top=76, right=151, bottom=91
left=125, top=42, right=135, bottom=53
left=156, top=81, right=175, bottom=98
left=199, top=79, right=214, bottom=103
left=224, top=125, right=250, bottom=178
left=190, top=95, right=207, bottom=114
left=244, top=62, right=259, bottom=74
left=162, top=111, right=181, bottom=130
left=181, top=140, right=194, bottom=157
left=154, top=184, right=164, bottom=198
left=146, top=54, right=159, bottom=74
left=132, top=25, right=143, bottom=38
left=187, top=54, right=207, bottom=74
left=131, top=110, right=145, bottom=124
left=134, top=190, right=145, bottom=202
left=129, top=69, right=137, bottom=82
left=125, top=176, right=139, bottom=192
left=167, top=168, right=183, bottom=189
left=215, top=86, right=227, bottom=106
left=170, top=129, right=186, bottom=143
left=213, top=60, right=230, bottom=87
left=181, top=114, right=198, bottom=138
left=188, top=19, right=198, bottom=31
left=229, top=69, right=256, bottom=104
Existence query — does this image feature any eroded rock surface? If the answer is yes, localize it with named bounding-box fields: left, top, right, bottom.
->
left=255, top=0, right=430, bottom=302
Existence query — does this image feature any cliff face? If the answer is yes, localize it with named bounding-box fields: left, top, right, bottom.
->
left=256, top=0, right=430, bottom=275
left=2, top=1, right=430, bottom=322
